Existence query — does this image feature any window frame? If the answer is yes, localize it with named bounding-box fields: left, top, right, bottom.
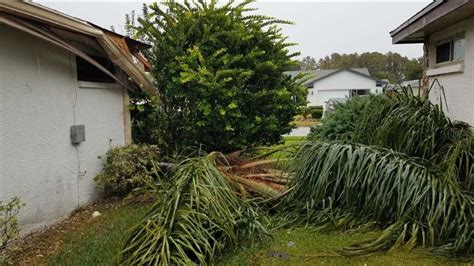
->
left=435, top=40, right=451, bottom=64
left=452, top=37, right=465, bottom=62
left=350, top=89, right=370, bottom=97
left=75, top=55, right=120, bottom=89
left=435, top=34, right=465, bottom=66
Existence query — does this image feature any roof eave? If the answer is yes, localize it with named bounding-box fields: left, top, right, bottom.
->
left=390, top=0, right=470, bottom=44
left=390, top=0, right=444, bottom=39
left=90, top=23, right=151, bottom=52
left=0, top=2, right=150, bottom=51
left=307, top=68, right=375, bottom=87
left=0, top=1, right=103, bottom=37
left=0, top=2, right=156, bottom=97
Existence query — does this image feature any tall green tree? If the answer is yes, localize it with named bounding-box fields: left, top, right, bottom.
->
left=316, top=52, right=423, bottom=83
left=132, top=0, right=306, bottom=153
left=299, top=56, right=317, bottom=70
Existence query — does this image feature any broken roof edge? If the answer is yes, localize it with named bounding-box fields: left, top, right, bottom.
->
left=0, top=1, right=156, bottom=97
left=0, top=1, right=150, bottom=50
left=90, top=23, right=151, bottom=52
left=98, top=33, right=156, bottom=97
left=0, top=1, right=103, bottom=37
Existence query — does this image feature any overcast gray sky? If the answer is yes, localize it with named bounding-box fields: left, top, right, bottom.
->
left=38, top=1, right=430, bottom=60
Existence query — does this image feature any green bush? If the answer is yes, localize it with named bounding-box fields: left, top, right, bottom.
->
left=296, top=106, right=311, bottom=119
left=94, top=144, right=160, bottom=196
left=308, top=106, right=323, bottom=119
left=131, top=1, right=307, bottom=153
left=308, top=96, right=391, bottom=142
left=1, top=197, right=24, bottom=264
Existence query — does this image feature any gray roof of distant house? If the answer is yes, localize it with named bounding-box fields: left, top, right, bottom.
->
left=285, top=68, right=374, bottom=88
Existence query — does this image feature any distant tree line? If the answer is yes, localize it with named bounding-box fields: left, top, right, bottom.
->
left=293, top=52, right=423, bottom=83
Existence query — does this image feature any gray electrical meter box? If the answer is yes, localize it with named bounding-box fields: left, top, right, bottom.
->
left=70, top=125, right=85, bottom=144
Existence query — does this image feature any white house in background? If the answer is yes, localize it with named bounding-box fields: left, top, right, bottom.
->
left=390, top=0, right=474, bottom=126
left=401, top=79, right=422, bottom=96
left=0, top=2, right=154, bottom=233
left=286, top=68, right=381, bottom=111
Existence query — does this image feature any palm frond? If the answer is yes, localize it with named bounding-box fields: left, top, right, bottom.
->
left=280, top=142, right=473, bottom=256
left=119, top=152, right=269, bottom=265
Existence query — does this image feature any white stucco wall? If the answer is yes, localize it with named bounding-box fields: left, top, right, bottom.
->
left=312, top=89, right=350, bottom=107
left=307, top=70, right=379, bottom=107
left=426, top=16, right=474, bottom=126
left=0, top=25, right=126, bottom=232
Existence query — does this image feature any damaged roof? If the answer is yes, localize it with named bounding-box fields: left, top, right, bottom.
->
left=0, top=1, right=155, bottom=96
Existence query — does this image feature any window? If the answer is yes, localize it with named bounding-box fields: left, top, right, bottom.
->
left=76, top=56, right=115, bottom=83
left=436, top=36, right=465, bottom=64
left=436, top=42, right=451, bottom=63
left=452, top=38, right=465, bottom=61
left=351, top=89, right=369, bottom=96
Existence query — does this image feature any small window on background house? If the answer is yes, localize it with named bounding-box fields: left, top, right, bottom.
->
left=351, top=90, right=369, bottom=96
left=76, top=56, right=115, bottom=83
left=435, top=36, right=465, bottom=64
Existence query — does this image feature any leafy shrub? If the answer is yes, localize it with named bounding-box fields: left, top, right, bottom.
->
left=131, top=1, right=307, bottom=153
left=308, top=106, right=323, bottom=119
left=94, top=144, right=160, bottom=196
left=297, top=106, right=311, bottom=119
left=308, top=95, right=392, bottom=142
left=0, top=197, right=24, bottom=264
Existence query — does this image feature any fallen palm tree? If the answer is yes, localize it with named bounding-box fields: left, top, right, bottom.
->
left=278, top=91, right=473, bottom=257
left=118, top=90, right=472, bottom=262
left=370, top=96, right=473, bottom=191
left=119, top=152, right=281, bottom=265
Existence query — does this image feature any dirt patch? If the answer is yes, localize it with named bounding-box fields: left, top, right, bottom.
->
left=12, top=198, right=123, bottom=265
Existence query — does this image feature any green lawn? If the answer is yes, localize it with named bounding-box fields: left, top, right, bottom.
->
left=283, top=136, right=306, bottom=145
left=14, top=201, right=468, bottom=265
left=263, top=136, right=306, bottom=159
left=220, top=228, right=464, bottom=265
